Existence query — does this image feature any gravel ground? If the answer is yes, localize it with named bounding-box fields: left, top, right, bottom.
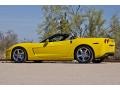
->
left=0, top=62, right=120, bottom=85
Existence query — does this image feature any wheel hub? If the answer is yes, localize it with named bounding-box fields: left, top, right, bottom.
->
left=13, top=49, right=25, bottom=62
left=77, top=47, right=91, bottom=62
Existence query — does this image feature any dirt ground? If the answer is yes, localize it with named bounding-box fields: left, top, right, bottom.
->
left=0, top=61, right=120, bottom=85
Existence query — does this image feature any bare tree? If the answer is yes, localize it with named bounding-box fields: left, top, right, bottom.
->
left=109, top=15, right=120, bottom=59
left=0, top=30, right=18, bottom=59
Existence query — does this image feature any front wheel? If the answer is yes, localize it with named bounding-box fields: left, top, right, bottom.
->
left=34, top=60, right=43, bottom=63
left=74, top=45, right=94, bottom=63
left=11, top=47, right=28, bottom=63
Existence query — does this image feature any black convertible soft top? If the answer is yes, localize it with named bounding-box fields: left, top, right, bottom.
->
left=41, top=33, right=69, bottom=43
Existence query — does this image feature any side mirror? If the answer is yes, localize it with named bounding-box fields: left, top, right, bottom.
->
left=43, top=39, right=49, bottom=47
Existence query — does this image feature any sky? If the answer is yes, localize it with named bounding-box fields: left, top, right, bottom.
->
left=0, top=5, right=120, bottom=42
left=0, top=6, right=42, bottom=42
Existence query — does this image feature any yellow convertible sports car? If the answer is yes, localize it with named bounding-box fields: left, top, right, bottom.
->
left=6, top=33, right=115, bottom=63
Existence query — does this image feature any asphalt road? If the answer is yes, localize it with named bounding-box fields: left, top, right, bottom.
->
left=0, top=62, right=120, bottom=85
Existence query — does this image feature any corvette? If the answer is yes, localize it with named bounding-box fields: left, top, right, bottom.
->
left=6, top=33, right=115, bottom=63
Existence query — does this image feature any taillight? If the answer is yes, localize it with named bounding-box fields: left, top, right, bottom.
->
left=107, top=39, right=109, bottom=43
left=104, top=39, right=107, bottom=43
left=104, top=39, right=109, bottom=44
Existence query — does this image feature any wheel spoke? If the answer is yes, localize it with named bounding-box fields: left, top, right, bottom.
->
left=84, top=49, right=89, bottom=53
left=14, top=55, right=19, bottom=61
left=82, top=57, right=86, bottom=62
left=18, top=54, right=24, bottom=60
left=17, top=49, right=20, bottom=54
left=77, top=54, right=82, bottom=58
left=14, top=53, right=18, bottom=57
left=85, top=54, right=90, bottom=58
left=20, top=52, right=24, bottom=55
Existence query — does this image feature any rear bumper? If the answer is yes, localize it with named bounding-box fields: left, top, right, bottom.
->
left=103, top=52, right=114, bottom=57
left=96, top=52, right=114, bottom=59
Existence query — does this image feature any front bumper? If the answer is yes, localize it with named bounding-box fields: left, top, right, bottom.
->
left=6, top=49, right=12, bottom=60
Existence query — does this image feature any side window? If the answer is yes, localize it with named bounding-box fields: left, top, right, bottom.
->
left=49, top=35, right=64, bottom=42
left=40, top=34, right=69, bottom=43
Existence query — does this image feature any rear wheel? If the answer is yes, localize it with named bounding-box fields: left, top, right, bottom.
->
left=92, top=58, right=105, bottom=63
left=11, top=47, right=28, bottom=63
left=74, top=45, right=94, bottom=63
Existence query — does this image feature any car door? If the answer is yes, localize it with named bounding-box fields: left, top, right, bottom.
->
left=36, top=34, right=72, bottom=60
left=42, top=40, right=71, bottom=60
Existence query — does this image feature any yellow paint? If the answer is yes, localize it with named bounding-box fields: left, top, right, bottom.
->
left=6, top=38, right=115, bottom=61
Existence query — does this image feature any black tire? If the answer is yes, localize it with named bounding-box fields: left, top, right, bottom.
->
left=11, top=47, right=28, bottom=63
left=34, top=60, right=43, bottom=63
left=74, top=45, right=94, bottom=63
left=92, top=58, right=104, bottom=63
